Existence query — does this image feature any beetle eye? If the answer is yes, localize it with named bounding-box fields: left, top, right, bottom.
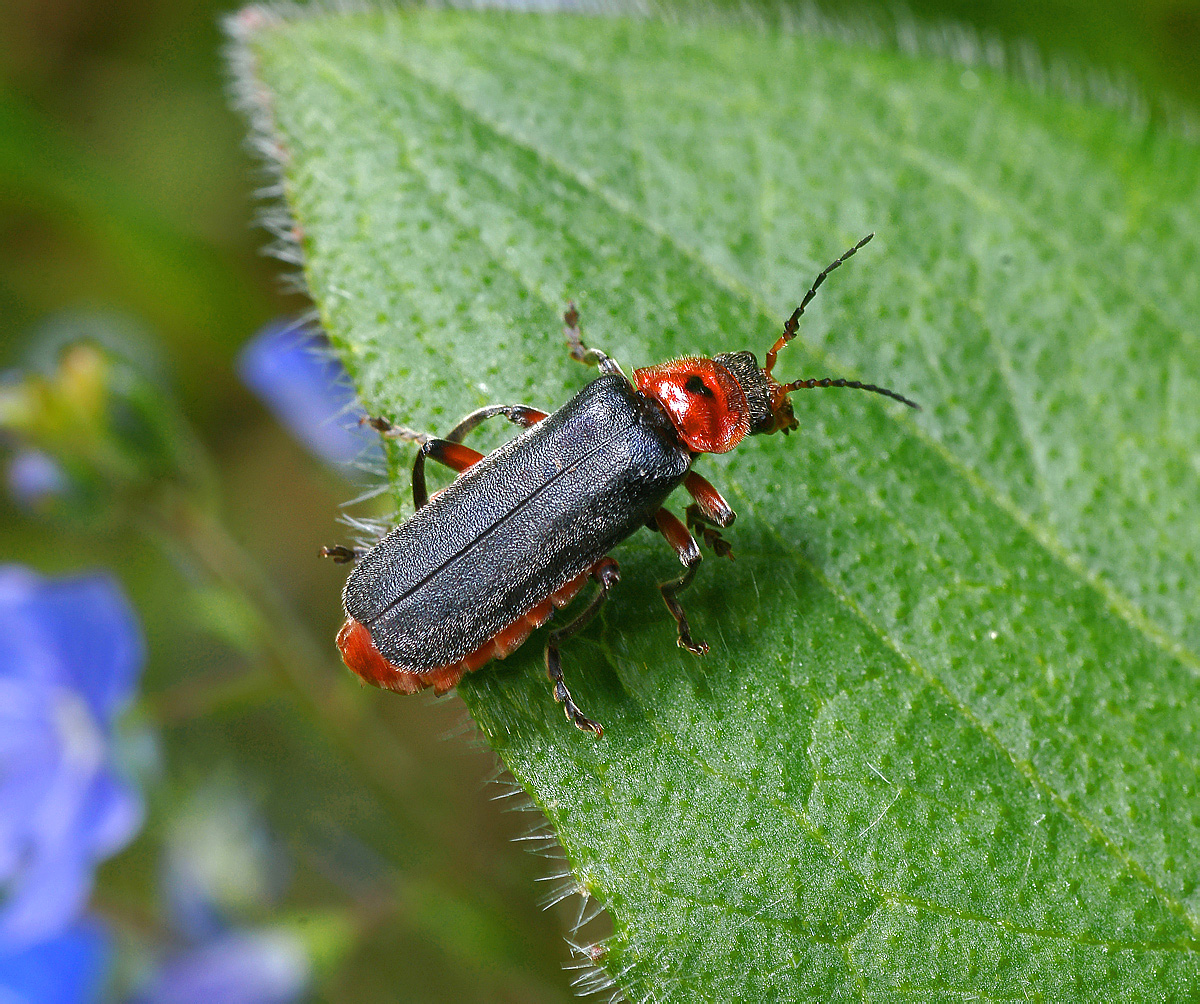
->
left=684, top=374, right=714, bottom=398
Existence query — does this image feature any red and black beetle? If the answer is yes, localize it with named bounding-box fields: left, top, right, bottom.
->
left=325, top=234, right=918, bottom=736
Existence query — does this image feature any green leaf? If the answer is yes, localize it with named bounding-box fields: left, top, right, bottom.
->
left=236, top=8, right=1200, bottom=999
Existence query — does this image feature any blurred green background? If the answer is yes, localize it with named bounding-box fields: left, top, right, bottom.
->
left=0, top=0, right=1196, bottom=1001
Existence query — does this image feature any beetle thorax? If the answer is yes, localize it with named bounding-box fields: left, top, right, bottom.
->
left=632, top=357, right=751, bottom=454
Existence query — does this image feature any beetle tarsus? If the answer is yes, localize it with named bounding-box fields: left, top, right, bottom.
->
left=362, top=415, right=430, bottom=443
left=563, top=302, right=627, bottom=379
left=321, top=544, right=365, bottom=564
left=445, top=404, right=548, bottom=444
left=544, top=558, right=619, bottom=739
left=685, top=503, right=734, bottom=560
left=552, top=674, right=604, bottom=736
left=547, top=642, right=603, bottom=735
left=563, top=302, right=586, bottom=361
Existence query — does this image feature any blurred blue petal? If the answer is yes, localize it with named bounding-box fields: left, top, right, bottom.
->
left=5, top=451, right=67, bottom=508
left=76, top=769, right=146, bottom=863
left=237, top=321, right=374, bottom=469
left=0, top=916, right=111, bottom=1004
left=0, top=567, right=145, bottom=949
left=136, top=930, right=309, bottom=1004
left=0, top=845, right=92, bottom=952
left=2, top=570, right=146, bottom=725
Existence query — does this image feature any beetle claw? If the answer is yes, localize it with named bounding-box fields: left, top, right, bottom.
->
left=569, top=708, right=604, bottom=737
left=553, top=678, right=604, bottom=738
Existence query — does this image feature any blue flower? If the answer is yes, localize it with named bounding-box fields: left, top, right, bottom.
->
left=0, top=567, right=144, bottom=949
left=237, top=322, right=376, bottom=470
left=0, top=918, right=111, bottom=1004
left=0, top=917, right=310, bottom=1004
left=134, top=930, right=309, bottom=1004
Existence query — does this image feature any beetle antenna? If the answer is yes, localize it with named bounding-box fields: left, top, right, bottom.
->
left=785, top=376, right=920, bottom=410
left=765, top=233, right=874, bottom=377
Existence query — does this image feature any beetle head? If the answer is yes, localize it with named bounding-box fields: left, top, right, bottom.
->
left=712, top=350, right=799, bottom=436
left=709, top=234, right=920, bottom=434
left=635, top=235, right=919, bottom=452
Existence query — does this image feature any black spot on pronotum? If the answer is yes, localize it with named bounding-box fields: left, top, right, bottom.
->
left=684, top=374, right=715, bottom=398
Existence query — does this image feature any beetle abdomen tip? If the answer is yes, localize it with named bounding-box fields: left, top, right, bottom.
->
left=336, top=616, right=426, bottom=694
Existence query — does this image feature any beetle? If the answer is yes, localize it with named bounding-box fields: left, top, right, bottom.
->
left=325, top=234, right=918, bottom=736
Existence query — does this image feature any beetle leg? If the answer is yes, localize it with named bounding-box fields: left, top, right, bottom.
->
left=368, top=409, right=546, bottom=511
left=546, top=557, right=620, bottom=737
left=319, top=544, right=367, bottom=564
left=653, top=509, right=709, bottom=655
left=361, top=416, right=430, bottom=444
left=367, top=405, right=548, bottom=447
left=412, top=439, right=485, bottom=510
left=563, top=302, right=627, bottom=380
left=445, top=404, right=548, bottom=444
left=683, top=471, right=736, bottom=559
left=683, top=471, right=735, bottom=527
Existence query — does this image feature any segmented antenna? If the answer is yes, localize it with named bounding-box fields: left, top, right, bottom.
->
left=765, top=232, right=875, bottom=377
left=765, top=233, right=920, bottom=410
left=785, top=376, right=920, bottom=410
